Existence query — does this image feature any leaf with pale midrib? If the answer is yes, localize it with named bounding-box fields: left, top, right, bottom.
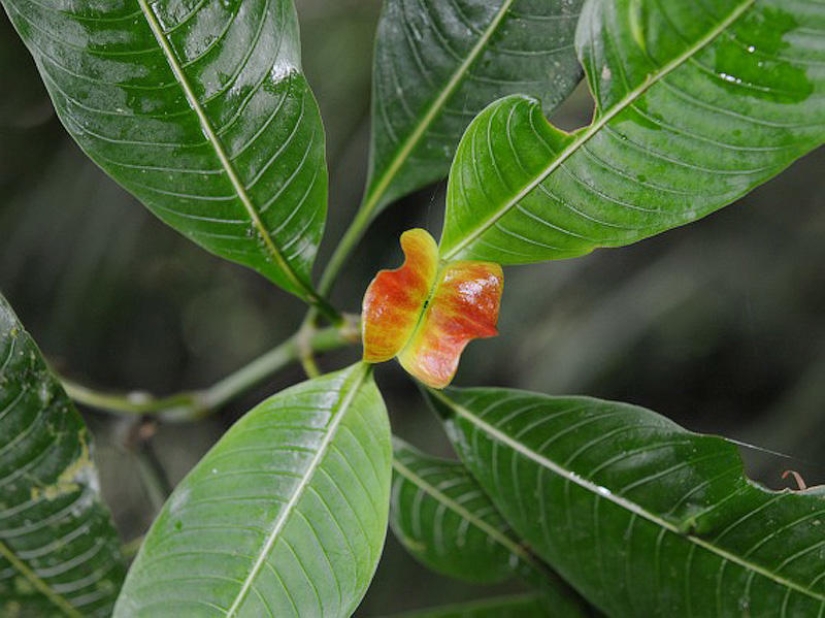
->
left=114, top=364, right=392, bottom=617
left=440, top=0, right=825, bottom=263
left=0, top=293, right=125, bottom=617
left=391, top=438, right=530, bottom=583
left=365, top=0, right=584, bottom=217
left=391, top=439, right=592, bottom=617
left=429, top=387, right=825, bottom=617
left=1, top=0, right=328, bottom=304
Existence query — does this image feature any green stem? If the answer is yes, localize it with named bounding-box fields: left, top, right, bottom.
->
left=317, top=202, right=378, bottom=296
left=201, top=320, right=357, bottom=410
left=63, top=320, right=360, bottom=423
left=62, top=381, right=197, bottom=418
left=134, top=438, right=173, bottom=513
left=315, top=0, right=517, bottom=298
left=300, top=193, right=378, bottom=349
left=308, top=292, right=344, bottom=326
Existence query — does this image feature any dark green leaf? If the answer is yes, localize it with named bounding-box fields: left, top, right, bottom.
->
left=391, top=439, right=591, bottom=617
left=0, top=294, right=125, bottom=617
left=430, top=387, right=825, bottom=617
left=391, top=438, right=529, bottom=583
left=1, top=0, right=329, bottom=304
left=381, top=593, right=550, bottom=618
left=365, top=0, right=584, bottom=217
left=440, top=0, right=825, bottom=263
left=115, top=364, right=392, bottom=617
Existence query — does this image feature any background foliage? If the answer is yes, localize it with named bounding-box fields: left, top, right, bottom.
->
left=1, top=0, right=825, bottom=614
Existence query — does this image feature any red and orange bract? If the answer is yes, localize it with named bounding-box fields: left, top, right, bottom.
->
left=362, top=228, right=503, bottom=389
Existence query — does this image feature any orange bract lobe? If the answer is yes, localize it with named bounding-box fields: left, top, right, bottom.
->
left=362, top=229, right=438, bottom=363
left=361, top=228, right=503, bottom=388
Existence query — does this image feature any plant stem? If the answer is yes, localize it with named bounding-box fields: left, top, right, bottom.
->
left=134, top=437, right=173, bottom=513
left=63, top=319, right=360, bottom=422
left=201, top=318, right=358, bottom=410
left=317, top=202, right=377, bottom=296
left=299, top=195, right=378, bottom=359
left=308, top=292, right=345, bottom=326
left=295, top=322, right=323, bottom=379
left=62, top=381, right=197, bottom=418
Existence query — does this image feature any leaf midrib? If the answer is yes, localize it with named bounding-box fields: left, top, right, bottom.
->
left=440, top=0, right=756, bottom=261
left=224, top=364, right=370, bottom=617
left=137, top=0, right=315, bottom=300
left=363, top=0, right=517, bottom=217
left=397, top=249, right=446, bottom=365
left=432, top=389, right=825, bottom=604
left=392, top=454, right=535, bottom=568
left=0, top=538, right=83, bottom=618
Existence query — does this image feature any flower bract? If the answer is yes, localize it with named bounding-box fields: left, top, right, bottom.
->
left=362, top=228, right=503, bottom=388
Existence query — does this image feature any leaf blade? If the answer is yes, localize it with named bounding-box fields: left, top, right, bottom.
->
left=0, top=294, right=125, bottom=617
left=390, top=438, right=527, bottom=584
left=114, top=364, right=392, bottom=617
left=391, top=439, right=592, bottom=617
left=430, top=387, right=825, bottom=616
left=1, top=0, right=328, bottom=303
left=366, top=0, right=584, bottom=216
left=440, top=0, right=825, bottom=263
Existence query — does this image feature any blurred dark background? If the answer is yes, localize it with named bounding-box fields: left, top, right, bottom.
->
left=2, top=1, right=824, bottom=614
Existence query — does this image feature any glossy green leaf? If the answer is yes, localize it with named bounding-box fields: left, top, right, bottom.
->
left=114, top=364, right=392, bottom=617
left=429, top=387, right=825, bottom=616
left=391, top=439, right=590, bottom=617
left=1, top=0, right=329, bottom=304
left=0, top=294, right=125, bottom=617
left=365, top=0, right=584, bottom=217
left=391, top=438, right=530, bottom=583
left=383, top=593, right=550, bottom=618
left=440, top=0, right=825, bottom=263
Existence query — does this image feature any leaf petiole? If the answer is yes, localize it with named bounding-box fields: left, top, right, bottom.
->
left=62, top=319, right=361, bottom=422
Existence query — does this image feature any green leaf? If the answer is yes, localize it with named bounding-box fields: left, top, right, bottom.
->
left=114, top=364, right=392, bottom=617
left=391, top=439, right=591, bottom=617
left=390, top=438, right=530, bottom=583
left=365, top=0, right=584, bottom=217
left=429, top=387, right=825, bottom=616
left=440, top=0, right=825, bottom=263
left=1, top=0, right=329, bottom=305
left=381, top=593, right=550, bottom=618
left=0, top=294, right=125, bottom=617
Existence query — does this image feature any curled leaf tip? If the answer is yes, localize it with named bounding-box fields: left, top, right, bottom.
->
left=362, top=228, right=503, bottom=388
